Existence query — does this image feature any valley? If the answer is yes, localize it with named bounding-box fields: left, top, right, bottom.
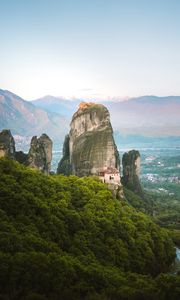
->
left=15, top=135, right=180, bottom=195
left=120, top=145, right=180, bottom=233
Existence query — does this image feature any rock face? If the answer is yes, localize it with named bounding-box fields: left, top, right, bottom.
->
left=57, top=134, right=72, bottom=175
left=27, top=134, right=52, bottom=174
left=15, top=151, right=28, bottom=165
left=57, top=102, right=120, bottom=178
left=0, top=129, right=52, bottom=174
left=0, top=129, right=16, bottom=159
left=122, top=150, right=142, bottom=194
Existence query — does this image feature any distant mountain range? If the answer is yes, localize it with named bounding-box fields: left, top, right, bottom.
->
left=32, top=94, right=180, bottom=136
left=106, top=95, right=180, bottom=136
left=0, top=89, right=69, bottom=143
left=0, top=89, right=180, bottom=149
left=32, top=95, right=81, bottom=117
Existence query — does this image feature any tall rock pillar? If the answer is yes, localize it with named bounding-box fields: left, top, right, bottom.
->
left=27, top=134, right=52, bottom=174
left=122, top=150, right=143, bottom=195
left=57, top=102, right=120, bottom=181
left=0, top=129, right=16, bottom=159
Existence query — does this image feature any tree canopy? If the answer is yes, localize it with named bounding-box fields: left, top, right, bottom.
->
left=0, top=158, right=179, bottom=300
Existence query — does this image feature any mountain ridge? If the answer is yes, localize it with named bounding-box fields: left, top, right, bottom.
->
left=0, top=89, right=69, bottom=143
left=32, top=94, right=180, bottom=136
left=1, top=89, right=180, bottom=147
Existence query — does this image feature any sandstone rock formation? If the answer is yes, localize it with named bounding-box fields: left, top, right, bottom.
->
left=0, top=129, right=53, bottom=174
left=122, top=150, right=142, bottom=194
left=27, top=134, right=52, bottom=174
left=0, top=129, right=16, bottom=159
left=57, top=102, right=120, bottom=179
left=57, top=134, right=72, bottom=175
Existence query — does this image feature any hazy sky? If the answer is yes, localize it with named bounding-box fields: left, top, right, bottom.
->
left=1, top=0, right=180, bottom=100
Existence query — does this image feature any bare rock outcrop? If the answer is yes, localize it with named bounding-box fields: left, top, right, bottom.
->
left=0, top=129, right=16, bottom=159
left=57, top=102, right=120, bottom=179
left=122, top=150, right=143, bottom=195
left=57, top=134, right=71, bottom=175
left=27, top=134, right=52, bottom=174
left=0, top=130, right=52, bottom=174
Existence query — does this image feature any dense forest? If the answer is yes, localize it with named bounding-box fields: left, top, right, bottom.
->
left=124, top=186, right=180, bottom=247
left=0, top=158, right=180, bottom=300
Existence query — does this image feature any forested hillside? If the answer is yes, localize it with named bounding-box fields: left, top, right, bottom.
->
left=0, top=158, right=179, bottom=300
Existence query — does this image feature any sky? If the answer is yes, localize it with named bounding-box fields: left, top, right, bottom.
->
left=0, top=0, right=180, bottom=100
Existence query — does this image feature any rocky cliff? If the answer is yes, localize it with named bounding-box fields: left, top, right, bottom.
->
left=27, top=134, right=52, bottom=174
left=0, top=129, right=16, bottom=159
left=57, top=102, right=120, bottom=178
left=0, top=129, right=52, bottom=174
left=122, top=150, right=142, bottom=194
left=57, top=134, right=71, bottom=175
